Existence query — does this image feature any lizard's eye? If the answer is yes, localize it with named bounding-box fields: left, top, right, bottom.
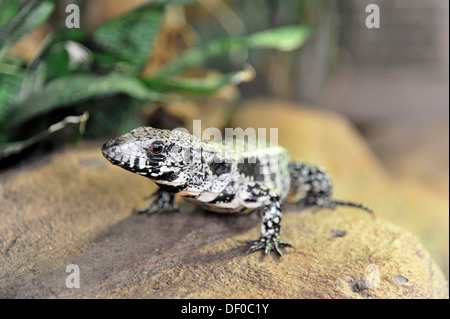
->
left=149, top=143, right=164, bottom=154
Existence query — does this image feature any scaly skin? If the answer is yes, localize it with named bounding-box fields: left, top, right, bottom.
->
left=102, top=126, right=372, bottom=257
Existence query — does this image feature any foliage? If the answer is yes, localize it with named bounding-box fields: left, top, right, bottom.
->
left=0, top=0, right=312, bottom=161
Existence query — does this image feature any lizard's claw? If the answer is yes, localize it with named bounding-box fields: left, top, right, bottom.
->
left=245, top=236, right=293, bottom=257
left=134, top=189, right=178, bottom=215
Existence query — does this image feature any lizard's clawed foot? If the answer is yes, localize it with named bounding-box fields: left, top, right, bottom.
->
left=134, top=189, right=179, bottom=215
left=246, top=236, right=293, bottom=257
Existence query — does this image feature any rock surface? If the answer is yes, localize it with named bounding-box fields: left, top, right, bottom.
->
left=0, top=101, right=448, bottom=298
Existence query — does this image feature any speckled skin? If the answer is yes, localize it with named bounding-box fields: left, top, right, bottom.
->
left=102, top=126, right=372, bottom=256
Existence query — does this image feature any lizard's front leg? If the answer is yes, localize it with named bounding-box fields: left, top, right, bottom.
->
left=135, top=188, right=179, bottom=215
left=238, top=183, right=293, bottom=257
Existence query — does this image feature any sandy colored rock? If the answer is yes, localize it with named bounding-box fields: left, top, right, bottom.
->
left=5, top=194, right=448, bottom=299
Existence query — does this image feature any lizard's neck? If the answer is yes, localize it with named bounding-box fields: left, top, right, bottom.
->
left=150, top=160, right=214, bottom=197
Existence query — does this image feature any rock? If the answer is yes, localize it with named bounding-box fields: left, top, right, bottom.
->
left=0, top=104, right=448, bottom=298
left=28, top=213, right=450, bottom=299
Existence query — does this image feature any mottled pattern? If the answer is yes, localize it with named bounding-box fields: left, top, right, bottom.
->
left=102, top=126, right=372, bottom=257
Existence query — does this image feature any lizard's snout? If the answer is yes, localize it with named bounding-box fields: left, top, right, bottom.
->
left=101, top=136, right=147, bottom=172
left=102, top=139, right=121, bottom=162
left=101, top=141, right=109, bottom=157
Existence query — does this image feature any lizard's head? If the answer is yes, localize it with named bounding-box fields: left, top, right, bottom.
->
left=102, top=126, right=195, bottom=185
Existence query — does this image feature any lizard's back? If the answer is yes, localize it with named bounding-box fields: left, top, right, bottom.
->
left=190, top=137, right=291, bottom=213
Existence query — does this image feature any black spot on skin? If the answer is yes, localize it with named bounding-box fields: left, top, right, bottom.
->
left=210, top=193, right=235, bottom=204
left=157, top=183, right=186, bottom=194
left=150, top=170, right=178, bottom=182
left=165, top=143, right=181, bottom=155
left=237, top=158, right=264, bottom=182
left=209, top=162, right=231, bottom=176
left=148, top=158, right=164, bottom=167
left=145, top=152, right=166, bottom=163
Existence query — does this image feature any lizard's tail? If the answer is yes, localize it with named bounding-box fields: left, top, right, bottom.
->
left=331, top=200, right=373, bottom=214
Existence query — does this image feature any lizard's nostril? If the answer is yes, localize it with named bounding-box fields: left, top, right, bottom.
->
left=102, top=141, right=117, bottom=158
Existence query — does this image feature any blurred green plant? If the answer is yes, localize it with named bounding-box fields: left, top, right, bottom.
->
left=0, top=0, right=312, bottom=162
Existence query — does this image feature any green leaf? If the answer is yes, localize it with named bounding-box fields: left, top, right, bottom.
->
left=0, top=73, right=165, bottom=130
left=22, top=29, right=92, bottom=82
left=245, top=25, right=313, bottom=51
left=145, top=65, right=255, bottom=95
left=38, top=41, right=92, bottom=82
left=146, top=75, right=236, bottom=95
left=0, top=0, right=21, bottom=27
left=157, top=25, right=313, bottom=77
left=0, top=0, right=55, bottom=61
left=41, top=47, right=71, bottom=81
left=0, top=72, right=24, bottom=118
left=92, top=1, right=165, bottom=75
left=27, top=29, right=87, bottom=71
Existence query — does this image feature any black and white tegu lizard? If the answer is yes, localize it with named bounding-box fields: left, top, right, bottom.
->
left=102, top=126, right=372, bottom=257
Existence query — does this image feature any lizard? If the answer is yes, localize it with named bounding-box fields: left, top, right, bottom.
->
left=102, top=126, right=372, bottom=257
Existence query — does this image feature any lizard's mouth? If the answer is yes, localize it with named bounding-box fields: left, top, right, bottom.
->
left=102, top=140, right=158, bottom=177
left=102, top=140, right=133, bottom=168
